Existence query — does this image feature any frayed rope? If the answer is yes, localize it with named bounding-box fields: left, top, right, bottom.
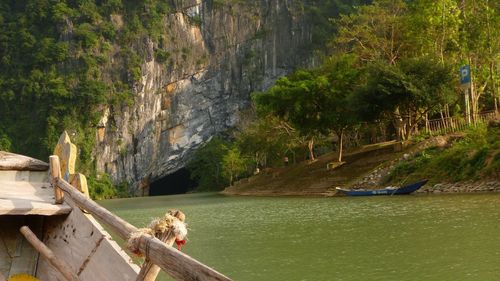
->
left=127, top=210, right=187, bottom=256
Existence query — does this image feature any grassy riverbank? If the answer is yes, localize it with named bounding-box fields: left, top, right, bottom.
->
left=223, top=120, right=500, bottom=196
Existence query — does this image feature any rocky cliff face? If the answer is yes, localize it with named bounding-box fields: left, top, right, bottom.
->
left=95, top=0, right=313, bottom=193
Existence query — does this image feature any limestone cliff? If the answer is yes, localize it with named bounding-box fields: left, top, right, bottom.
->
left=94, top=0, right=313, bottom=193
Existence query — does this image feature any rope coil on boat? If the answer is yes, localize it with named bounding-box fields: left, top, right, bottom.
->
left=127, top=210, right=187, bottom=256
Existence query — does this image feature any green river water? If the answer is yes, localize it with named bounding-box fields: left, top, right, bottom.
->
left=100, top=193, right=500, bottom=281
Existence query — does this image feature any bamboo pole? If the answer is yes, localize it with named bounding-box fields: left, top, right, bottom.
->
left=20, top=226, right=80, bottom=281
left=50, top=155, right=64, bottom=204
left=53, top=173, right=231, bottom=281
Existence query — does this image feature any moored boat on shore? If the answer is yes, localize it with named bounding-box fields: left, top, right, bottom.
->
left=335, top=180, right=429, bottom=196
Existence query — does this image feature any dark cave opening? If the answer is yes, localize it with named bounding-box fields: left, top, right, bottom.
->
left=149, top=168, right=198, bottom=196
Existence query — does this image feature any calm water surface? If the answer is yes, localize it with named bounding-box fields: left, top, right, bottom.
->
left=100, top=193, right=500, bottom=281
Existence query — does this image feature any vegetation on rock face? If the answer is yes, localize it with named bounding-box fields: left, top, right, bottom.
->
left=88, top=173, right=130, bottom=200
left=0, top=0, right=171, bottom=169
left=187, top=137, right=232, bottom=191
left=0, top=0, right=174, bottom=198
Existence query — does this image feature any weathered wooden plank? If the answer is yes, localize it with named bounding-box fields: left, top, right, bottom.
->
left=53, top=132, right=77, bottom=181
left=136, top=235, right=231, bottom=281
left=49, top=156, right=64, bottom=204
left=0, top=152, right=49, bottom=171
left=36, top=196, right=139, bottom=281
left=0, top=180, right=72, bottom=216
left=54, top=176, right=232, bottom=281
left=53, top=132, right=89, bottom=199
left=0, top=199, right=72, bottom=216
left=20, top=226, right=80, bottom=281
left=0, top=171, right=48, bottom=182
left=70, top=173, right=90, bottom=199
left=0, top=216, right=43, bottom=278
left=55, top=178, right=136, bottom=239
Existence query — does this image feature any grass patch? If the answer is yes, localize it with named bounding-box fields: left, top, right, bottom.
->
left=386, top=123, right=499, bottom=184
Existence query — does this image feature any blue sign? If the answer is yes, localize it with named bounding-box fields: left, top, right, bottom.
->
left=460, top=65, right=471, bottom=86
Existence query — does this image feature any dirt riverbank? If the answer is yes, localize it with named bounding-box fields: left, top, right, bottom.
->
left=222, top=136, right=499, bottom=197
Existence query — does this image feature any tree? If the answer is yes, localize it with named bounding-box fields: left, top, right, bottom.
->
left=356, top=57, right=455, bottom=140
left=222, top=147, right=248, bottom=186
left=405, top=0, right=462, bottom=124
left=334, top=0, right=409, bottom=65
left=459, top=0, right=500, bottom=119
left=0, top=133, right=12, bottom=151
left=333, top=0, right=411, bottom=139
left=187, top=137, right=229, bottom=191
left=319, top=54, right=362, bottom=162
left=405, top=0, right=462, bottom=63
left=235, top=114, right=303, bottom=168
left=253, top=70, right=332, bottom=161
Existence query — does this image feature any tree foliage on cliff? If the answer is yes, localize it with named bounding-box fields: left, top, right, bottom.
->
left=0, top=0, right=171, bottom=171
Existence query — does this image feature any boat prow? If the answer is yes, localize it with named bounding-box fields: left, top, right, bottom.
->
left=1, top=132, right=231, bottom=281
left=0, top=151, right=140, bottom=280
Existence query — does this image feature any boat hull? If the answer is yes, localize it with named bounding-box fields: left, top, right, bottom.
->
left=337, top=180, right=428, bottom=196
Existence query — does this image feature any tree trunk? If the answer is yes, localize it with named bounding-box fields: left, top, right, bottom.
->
left=425, top=112, right=430, bottom=133
left=307, top=138, right=315, bottom=162
left=393, top=108, right=405, bottom=141
left=337, top=130, right=344, bottom=163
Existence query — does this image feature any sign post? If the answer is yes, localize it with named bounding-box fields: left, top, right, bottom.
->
left=460, top=65, right=472, bottom=124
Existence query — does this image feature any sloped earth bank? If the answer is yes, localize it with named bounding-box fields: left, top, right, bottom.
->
left=222, top=136, right=500, bottom=196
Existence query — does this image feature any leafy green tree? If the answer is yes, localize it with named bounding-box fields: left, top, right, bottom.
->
left=222, top=146, right=248, bottom=186
left=334, top=0, right=409, bottom=65
left=459, top=0, right=500, bottom=119
left=307, top=0, right=371, bottom=51
left=0, top=133, right=12, bottom=151
left=405, top=0, right=462, bottom=63
left=253, top=70, right=332, bottom=161
left=235, top=114, right=302, bottom=168
left=187, top=137, right=229, bottom=191
left=319, top=54, right=362, bottom=162
left=356, top=57, right=455, bottom=140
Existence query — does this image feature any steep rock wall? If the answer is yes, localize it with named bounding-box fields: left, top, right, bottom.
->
left=95, top=0, right=313, bottom=193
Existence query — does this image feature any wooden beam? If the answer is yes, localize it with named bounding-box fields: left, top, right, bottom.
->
left=0, top=181, right=72, bottom=215
left=55, top=176, right=135, bottom=239
left=0, top=151, right=49, bottom=171
left=136, top=210, right=185, bottom=281
left=70, top=173, right=90, bottom=198
left=50, top=156, right=64, bottom=204
left=20, top=226, right=80, bottom=281
left=136, top=234, right=231, bottom=281
left=53, top=131, right=77, bottom=181
left=136, top=228, right=176, bottom=281
left=53, top=175, right=232, bottom=281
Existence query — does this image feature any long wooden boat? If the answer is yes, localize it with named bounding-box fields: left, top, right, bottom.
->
left=1, top=133, right=231, bottom=281
left=335, top=180, right=429, bottom=196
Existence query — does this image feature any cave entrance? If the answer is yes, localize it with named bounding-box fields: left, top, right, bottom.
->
left=149, top=168, right=197, bottom=196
